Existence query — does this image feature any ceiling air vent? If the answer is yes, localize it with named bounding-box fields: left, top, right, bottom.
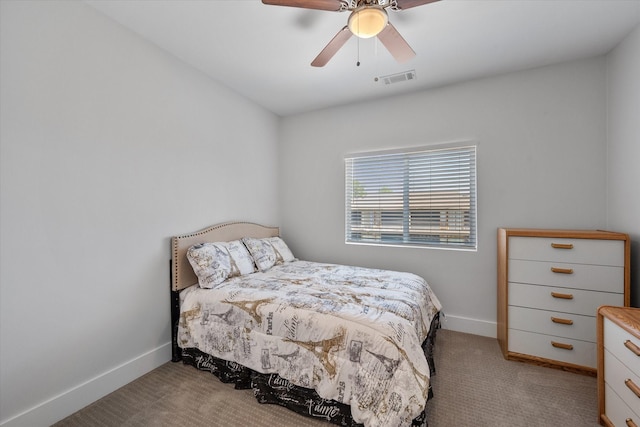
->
left=376, top=70, right=416, bottom=85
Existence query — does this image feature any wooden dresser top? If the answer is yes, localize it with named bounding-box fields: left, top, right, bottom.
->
left=599, top=306, right=640, bottom=340
left=499, top=228, right=629, bottom=240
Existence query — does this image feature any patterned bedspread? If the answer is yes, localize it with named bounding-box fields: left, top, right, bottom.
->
left=179, top=260, right=442, bottom=427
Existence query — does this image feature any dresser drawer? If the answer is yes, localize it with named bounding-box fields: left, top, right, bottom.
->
left=605, top=317, right=640, bottom=377
left=605, top=383, right=640, bottom=427
left=509, top=282, right=624, bottom=316
left=509, top=259, right=624, bottom=293
left=605, top=348, right=640, bottom=419
left=509, top=237, right=624, bottom=266
left=509, top=329, right=596, bottom=368
left=509, top=306, right=596, bottom=342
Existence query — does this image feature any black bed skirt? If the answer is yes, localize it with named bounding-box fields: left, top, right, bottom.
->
left=180, top=312, right=440, bottom=427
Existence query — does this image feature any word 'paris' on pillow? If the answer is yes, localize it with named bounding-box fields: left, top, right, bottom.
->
left=186, top=240, right=256, bottom=288
left=242, top=236, right=295, bottom=272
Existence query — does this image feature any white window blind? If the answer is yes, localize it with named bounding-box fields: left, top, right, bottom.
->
left=345, top=143, right=477, bottom=250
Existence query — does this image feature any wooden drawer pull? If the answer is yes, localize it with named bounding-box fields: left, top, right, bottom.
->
left=551, top=316, right=573, bottom=325
left=551, top=243, right=573, bottom=249
left=551, top=292, right=574, bottom=300
left=625, top=340, right=640, bottom=357
left=551, top=267, right=574, bottom=274
left=626, top=379, right=640, bottom=399
left=627, top=419, right=638, bottom=427
left=551, top=341, right=573, bottom=350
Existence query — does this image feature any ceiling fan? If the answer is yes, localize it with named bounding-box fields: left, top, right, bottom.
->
left=262, top=0, right=440, bottom=67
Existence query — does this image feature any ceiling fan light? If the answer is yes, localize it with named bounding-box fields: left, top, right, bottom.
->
left=348, top=7, right=388, bottom=39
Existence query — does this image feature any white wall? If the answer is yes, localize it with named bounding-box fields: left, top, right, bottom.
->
left=607, top=24, right=640, bottom=307
left=0, top=1, right=279, bottom=426
left=279, top=57, right=609, bottom=337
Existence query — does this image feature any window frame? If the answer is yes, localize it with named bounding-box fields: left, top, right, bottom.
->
left=344, top=141, right=478, bottom=251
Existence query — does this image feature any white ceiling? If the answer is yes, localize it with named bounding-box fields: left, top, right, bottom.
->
left=85, top=0, right=640, bottom=117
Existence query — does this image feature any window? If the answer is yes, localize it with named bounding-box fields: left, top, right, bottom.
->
left=345, top=143, right=477, bottom=250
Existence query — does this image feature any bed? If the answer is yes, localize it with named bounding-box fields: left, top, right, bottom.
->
left=170, top=221, right=442, bottom=427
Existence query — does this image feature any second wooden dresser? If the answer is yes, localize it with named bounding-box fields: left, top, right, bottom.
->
left=597, top=306, right=640, bottom=426
left=498, top=228, right=630, bottom=375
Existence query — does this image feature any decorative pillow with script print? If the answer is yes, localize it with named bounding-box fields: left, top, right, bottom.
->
left=186, top=243, right=233, bottom=288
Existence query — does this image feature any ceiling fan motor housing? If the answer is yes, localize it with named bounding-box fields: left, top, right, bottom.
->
left=348, top=6, right=388, bottom=38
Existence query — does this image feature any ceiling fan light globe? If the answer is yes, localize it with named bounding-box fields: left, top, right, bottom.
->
left=348, top=7, right=388, bottom=39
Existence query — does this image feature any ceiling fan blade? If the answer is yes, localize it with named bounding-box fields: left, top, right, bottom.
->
left=377, top=22, right=415, bottom=63
left=393, top=0, right=440, bottom=10
left=311, top=26, right=352, bottom=67
left=262, top=0, right=346, bottom=11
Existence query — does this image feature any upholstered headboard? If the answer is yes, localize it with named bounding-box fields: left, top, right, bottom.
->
left=170, top=221, right=279, bottom=292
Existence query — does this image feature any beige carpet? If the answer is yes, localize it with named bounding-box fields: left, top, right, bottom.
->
left=53, top=329, right=599, bottom=427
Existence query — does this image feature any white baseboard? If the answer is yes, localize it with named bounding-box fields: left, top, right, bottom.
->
left=1, top=343, right=172, bottom=427
left=439, top=313, right=497, bottom=338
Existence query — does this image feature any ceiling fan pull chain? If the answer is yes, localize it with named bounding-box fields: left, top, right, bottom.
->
left=356, top=19, right=361, bottom=66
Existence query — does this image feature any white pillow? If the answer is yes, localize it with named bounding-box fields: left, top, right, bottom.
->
left=242, top=237, right=277, bottom=272
left=224, top=240, right=256, bottom=275
left=187, top=240, right=257, bottom=288
left=242, top=236, right=296, bottom=272
left=266, top=237, right=295, bottom=262
left=186, top=243, right=233, bottom=288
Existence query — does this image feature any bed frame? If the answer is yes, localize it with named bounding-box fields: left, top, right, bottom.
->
left=170, top=221, right=279, bottom=361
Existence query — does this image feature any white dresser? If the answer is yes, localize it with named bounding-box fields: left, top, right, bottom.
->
left=598, top=306, right=640, bottom=426
left=498, top=229, right=630, bottom=375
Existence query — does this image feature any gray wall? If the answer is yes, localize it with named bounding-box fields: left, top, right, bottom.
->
left=278, top=57, right=609, bottom=336
left=0, top=1, right=279, bottom=425
left=607, top=24, right=640, bottom=307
